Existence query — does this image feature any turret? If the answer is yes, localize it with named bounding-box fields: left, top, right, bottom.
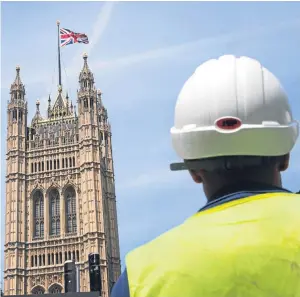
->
left=5, top=66, right=28, bottom=294
left=77, top=53, right=97, bottom=118
left=7, top=65, right=27, bottom=148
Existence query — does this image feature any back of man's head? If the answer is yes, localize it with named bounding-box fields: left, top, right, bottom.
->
left=170, top=55, right=299, bottom=199
left=188, top=155, right=289, bottom=200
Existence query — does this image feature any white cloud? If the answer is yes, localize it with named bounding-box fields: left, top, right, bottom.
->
left=82, top=1, right=116, bottom=58
left=92, top=18, right=300, bottom=71
left=67, top=1, right=117, bottom=78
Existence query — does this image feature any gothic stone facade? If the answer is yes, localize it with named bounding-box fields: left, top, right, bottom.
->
left=4, top=54, right=121, bottom=296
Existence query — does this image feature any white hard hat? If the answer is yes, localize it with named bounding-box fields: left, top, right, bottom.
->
left=170, top=55, right=299, bottom=171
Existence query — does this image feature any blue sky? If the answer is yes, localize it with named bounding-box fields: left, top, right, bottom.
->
left=1, top=1, right=300, bottom=279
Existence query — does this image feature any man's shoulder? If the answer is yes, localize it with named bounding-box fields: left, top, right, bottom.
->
left=126, top=221, right=190, bottom=263
left=111, top=269, right=130, bottom=297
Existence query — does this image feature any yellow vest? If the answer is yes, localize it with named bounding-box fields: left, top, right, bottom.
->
left=126, top=193, right=300, bottom=297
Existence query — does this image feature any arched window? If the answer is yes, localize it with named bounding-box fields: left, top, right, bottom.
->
left=32, top=286, right=45, bottom=295
left=65, top=187, right=77, bottom=233
left=49, top=189, right=60, bottom=236
left=19, top=110, right=23, bottom=122
left=12, top=109, right=17, bottom=120
left=48, top=284, right=62, bottom=294
left=33, top=191, right=44, bottom=238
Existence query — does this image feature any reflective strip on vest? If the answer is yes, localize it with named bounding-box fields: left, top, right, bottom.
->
left=126, top=193, right=300, bottom=297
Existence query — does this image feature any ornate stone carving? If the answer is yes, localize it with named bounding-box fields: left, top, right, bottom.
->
left=58, top=275, right=62, bottom=284
left=41, top=276, right=45, bottom=286
left=48, top=274, right=53, bottom=286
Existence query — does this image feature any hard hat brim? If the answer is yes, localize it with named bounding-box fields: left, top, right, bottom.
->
left=170, top=162, right=188, bottom=171
left=170, top=155, right=288, bottom=172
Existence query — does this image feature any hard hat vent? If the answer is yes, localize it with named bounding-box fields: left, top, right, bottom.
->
left=215, top=117, right=242, bottom=130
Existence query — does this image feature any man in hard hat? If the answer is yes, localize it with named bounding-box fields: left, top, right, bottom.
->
left=111, top=55, right=300, bottom=297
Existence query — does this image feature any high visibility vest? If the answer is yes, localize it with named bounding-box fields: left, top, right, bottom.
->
left=126, top=193, right=300, bottom=297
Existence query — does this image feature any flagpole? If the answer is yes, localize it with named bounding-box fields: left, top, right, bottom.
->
left=57, top=20, right=62, bottom=87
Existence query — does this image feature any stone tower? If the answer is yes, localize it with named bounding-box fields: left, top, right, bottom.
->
left=4, top=54, right=121, bottom=296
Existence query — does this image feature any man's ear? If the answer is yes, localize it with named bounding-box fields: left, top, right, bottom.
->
left=189, top=170, right=203, bottom=184
left=279, top=154, right=290, bottom=172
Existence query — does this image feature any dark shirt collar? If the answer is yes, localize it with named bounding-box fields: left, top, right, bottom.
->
left=199, top=181, right=291, bottom=213
left=210, top=181, right=290, bottom=201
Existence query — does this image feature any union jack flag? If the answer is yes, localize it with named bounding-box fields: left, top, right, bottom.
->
left=60, top=28, right=89, bottom=47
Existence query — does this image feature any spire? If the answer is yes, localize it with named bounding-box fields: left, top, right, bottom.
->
left=32, top=99, right=44, bottom=125
left=82, top=53, right=89, bottom=71
left=49, top=86, right=75, bottom=118
left=79, top=53, right=95, bottom=90
left=66, top=92, right=74, bottom=116
left=66, top=92, right=69, bottom=110
left=49, top=85, right=69, bottom=118
left=47, top=94, right=52, bottom=118
left=36, top=99, right=40, bottom=112
left=14, top=66, right=22, bottom=86
left=97, top=89, right=103, bottom=107
left=10, top=65, right=25, bottom=100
